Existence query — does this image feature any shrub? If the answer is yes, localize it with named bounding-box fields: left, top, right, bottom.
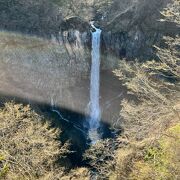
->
left=113, top=0, right=180, bottom=138
left=110, top=1, right=180, bottom=179
left=0, top=102, right=69, bottom=179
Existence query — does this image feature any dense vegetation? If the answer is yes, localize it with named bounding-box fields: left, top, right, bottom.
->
left=0, top=102, right=68, bottom=179
left=0, top=0, right=111, bottom=36
left=86, top=0, right=180, bottom=179
left=0, top=0, right=63, bottom=36
left=0, top=102, right=91, bottom=179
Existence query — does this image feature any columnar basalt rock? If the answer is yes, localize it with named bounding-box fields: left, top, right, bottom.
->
left=99, top=0, right=180, bottom=68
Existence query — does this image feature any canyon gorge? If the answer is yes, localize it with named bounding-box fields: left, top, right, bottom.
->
left=0, top=0, right=179, bottom=179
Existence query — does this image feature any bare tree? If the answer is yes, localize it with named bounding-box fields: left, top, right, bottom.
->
left=114, top=0, right=180, bottom=139
left=0, top=102, right=70, bottom=179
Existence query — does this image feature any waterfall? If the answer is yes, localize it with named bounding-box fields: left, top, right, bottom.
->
left=88, top=22, right=102, bottom=143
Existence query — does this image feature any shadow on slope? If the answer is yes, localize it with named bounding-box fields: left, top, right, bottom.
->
left=0, top=93, right=117, bottom=167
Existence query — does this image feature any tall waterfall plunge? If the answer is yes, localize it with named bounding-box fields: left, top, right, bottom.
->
left=88, top=23, right=102, bottom=143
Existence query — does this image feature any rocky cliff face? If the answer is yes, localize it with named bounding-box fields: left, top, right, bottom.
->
left=0, top=0, right=179, bottom=125
left=0, top=0, right=92, bottom=115
left=2, top=0, right=178, bottom=68
left=99, top=0, right=180, bottom=68
left=0, top=31, right=90, bottom=114
left=0, top=30, right=125, bottom=130
left=51, top=0, right=179, bottom=69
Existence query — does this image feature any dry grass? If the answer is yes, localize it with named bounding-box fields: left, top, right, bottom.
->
left=109, top=123, right=180, bottom=180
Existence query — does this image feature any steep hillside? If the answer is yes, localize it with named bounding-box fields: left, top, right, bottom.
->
left=1, top=0, right=179, bottom=65
left=101, top=0, right=180, bottom=62
left=0, top=102, right=92, bottom=179
left=0, top=30, right=90, bottom=113
left=83, top=1, right=180, bottom=179
left=0, top=0, right=179, bottom=179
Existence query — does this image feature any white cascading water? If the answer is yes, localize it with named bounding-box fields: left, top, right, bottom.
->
left=88, top=22, right=102, bottom=143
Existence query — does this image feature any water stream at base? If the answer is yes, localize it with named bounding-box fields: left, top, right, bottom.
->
left=88, top=22, right=102, bottom=143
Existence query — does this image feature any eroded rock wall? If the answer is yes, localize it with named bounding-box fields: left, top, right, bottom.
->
left=0, top=31, right=90, bottom=114
left=99, top=0, right=180, bottom=68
